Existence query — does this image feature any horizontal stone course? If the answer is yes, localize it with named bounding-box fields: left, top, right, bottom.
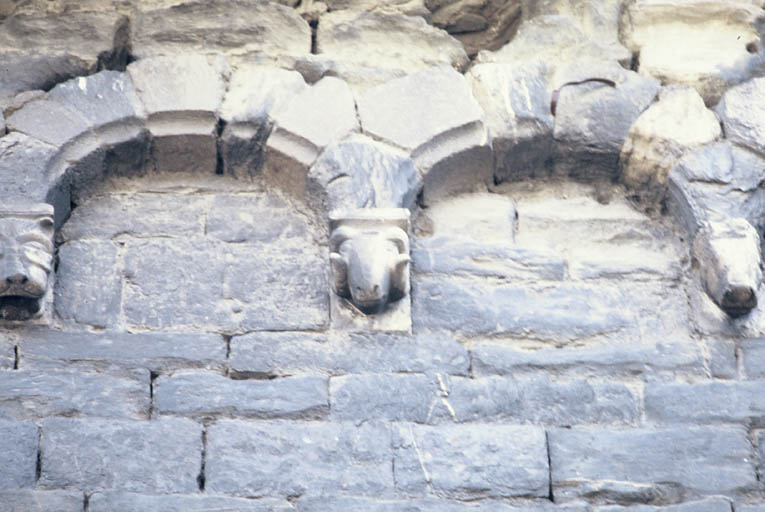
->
left=299, top=496, right=590, bottom=511
left=206, top=420, right=393, bottom=498
left=18, top=329, right=226, bottom=374
left=88, top=492, right=293, bottom=511
left=549, top=426, right=757, bottom=502
left=393, top=423, right=549, bottom=499
left=0, top=420, right=38, bottom=490
left=595, top=497, right=732, bottom=511
left=0, top=369, right=149, bottom=420
left=154, top=371, right=328, bottom=419
left=40, top=418, right=202, bottom=493
left=0, top=490, right=83, bottom=511
left=645, top=381, right=765, bottom=425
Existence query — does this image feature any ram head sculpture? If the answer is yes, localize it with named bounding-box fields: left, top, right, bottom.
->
left=329, top=209, right=411, bottom=314
left=0, top=203, right=55, bottom=321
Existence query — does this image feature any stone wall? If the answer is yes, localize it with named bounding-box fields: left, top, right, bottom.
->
left=1, top=0, right=765, bottom=511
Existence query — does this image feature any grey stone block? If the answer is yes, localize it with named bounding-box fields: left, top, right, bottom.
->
left=206, top=420, right=393, bottom=497
left=0, top=110, right=5, bottom=134
left=741, top=339, right=765, bottom=379
left=717, top=77, right=765, bottom=157
left=0, top=420, right=37, bottom=490
left=55, top=241, right=122, bottom=328
left=596, top=497, right=732, bottom=511
left=707, top=338, right=738, bottom=379
left=0, top=369, right=149, bottom=420
left=736, top=505, right=765, bottom=512
left=307, top=135, right=421, bottom=213
left=0, top=490, right=83, bottom=512
left=40, top=418, right=202, bottom=493
left=413, top=277, right=630, bottom=341
left=6, top=98, right=90, bottom=148
left=393, top=423, right=549, bottom=499
left=645, top=381, right=765, bottom=425
left=229, top=331, right=469, bottom=377
left=18, top=329, right=226, bottom=374
left=265, top=76, right=359, bottom=199
left=155, top=371, right=328, bottom=419
left=0, top=335, right=14, bottom=370
left=59, top=193, right=207, bottom=242
left=88, top=492, right=292, bottom=512
left=299, top=496, right=589, bottom=511
left=206, top=193, right=309, bottom=243
left=550, top=427, right=757, bottom=502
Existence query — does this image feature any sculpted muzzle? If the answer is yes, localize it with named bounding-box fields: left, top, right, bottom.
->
left=0, top=203, right=55, bottom=321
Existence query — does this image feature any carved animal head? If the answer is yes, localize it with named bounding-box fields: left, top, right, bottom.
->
left=330, top=225, right=410, bottom=314
left=693, top=218, right=762, bottom=318
left=0, top=205, right=55, bottom=321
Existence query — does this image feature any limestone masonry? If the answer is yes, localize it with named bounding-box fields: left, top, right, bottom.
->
left=1, top=0, right=765, bottom=510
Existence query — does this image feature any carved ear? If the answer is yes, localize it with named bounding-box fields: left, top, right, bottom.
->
left=389, top=254, right=410, bottom=302
left=330, top=253, right=350, bottom=298
left=385, top=227, right=409, bottom=254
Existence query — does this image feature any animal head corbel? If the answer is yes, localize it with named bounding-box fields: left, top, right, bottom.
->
left=329, top=209, right=411, bottom=314
left=0, top=203, right=55, bottom=321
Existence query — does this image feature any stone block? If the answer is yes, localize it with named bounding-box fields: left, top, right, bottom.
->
left=59, top=193, right=207, bottom=241
left=0, top=490, right=83, bottom=512
left=206, top=420, right=393, bottom=497
left=736, top=505, right=765, bottom=512
left=0, top=420, right=38, bottom=489
left=19, top=329, right=226, bottom=374
left=707, top=338, right=737, bottom=379
left=6, top=98, right=91, bottom=149
left=717, top=77, right=765, bottom=157
left=393, top=423, right=548, bottom=499
left=54, top=241, right=122, bottom=328
left=645, top=381, right=765, bottom=426
left=307, top=135, right=421, bottom=213
left=417, top=192, right=518, bottom=242
left=315, top=9, right=469, bottom=90
left=552, top=62, right=660, bottom=180
left=154, top=371, right=328, bottom=419
left=0, top=369, right=149, bottom=420
left=742, top=339, right=765, bottom=379
left=206, top=193, right=309, bottom=244
left=470, top=339, right=704, bottom=377
left=549, top=426, right=757, bottom=502
left=568, top=244, right=682, bottom=282
left=413, top=277, right=630, bottom=342
left=467, top=61, right=554, bottom=181
left=89, top=492, right=292, bottom=511
left=595, top=497, right=732, bottom=511
left=329, top=209, right=411, bottom=332
left=357, top=67, right=492, bottom=202
left=299, top=496, right=589, bottom=511
left=229, top=331, right=469, bottom=377
left=132, top=0, right=311, bottom=60
left=264, top=76, right=358, bottom=199
left=0, top=335, right=14, bottom=370
left=127, top=55, right=228, bottom=174
left=40, top=418, right=202, bottom=493
left=219, top=65, right=307, bottom=178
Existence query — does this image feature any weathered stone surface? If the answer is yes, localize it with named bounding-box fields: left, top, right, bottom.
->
left=0, top=369, right=149, bottom=420
left=40, top=418, right=202, bottom=493
left=470, top=339, right=704, bottom=377
left=620, top=86, right=721, bottom=207
left=429, top=0, right=522, bottom=57
left=393, top=424, right=548, bottom=498
left=414, top=277, right=630, bottom=341
left=132, top=0, right=311, bottom=60
left=55, top=240, right=122, bottom=328
left=299, top=495, right=588, bottom=511
left=19, top=329, right=226, bottom=374
left=0, top=335, right=14, bottom=370
left=358, top=67, right=491, bottom=202
left=315, top=9, right=469, bottom=89
left=6, top=98, right=90, bottom=148
left=550, top=427, right=757, bottom=502
left=265, top=76, right=358, bottom=198
left=229, top=331, right=469, bottom=377
left=155, top=372, right=328, bottom=419
left=127, top=55, right=228, bottom=174
left=645, top=381, right=765, bottom=426
left=417, top=192, right=517, bottom=242
left=0, top=110, right=5, bottom=134
left=89, top=492, right=292, bottom=512
left=553, top=61, right=660, bottom=179
left=0, top=490, right=83, bottom=512
left=0, top=420, right=37, bottom=489
left=620, top=0, right=764, bottom=104
left=206, top=193, right=309, bottom=244
left=0, top=11, right=127, bottom=100
left=717, top=77, right=765, bottom=157
left=736, top=505, right=765, bottom=512
left=219, top=65, right=307, bottom=178
left=742, top=339, right=765, bottom=379
left=307, top=135, right=421, bottom=213
left=596, top=497, right=732, bottom=512
left=707, top=338, right=737, bottom=379
left=206, top=420, right=393, bottom=497
left=693, top=218, right=762, bottom=318
left=467, top=61, right=554, bottom=181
